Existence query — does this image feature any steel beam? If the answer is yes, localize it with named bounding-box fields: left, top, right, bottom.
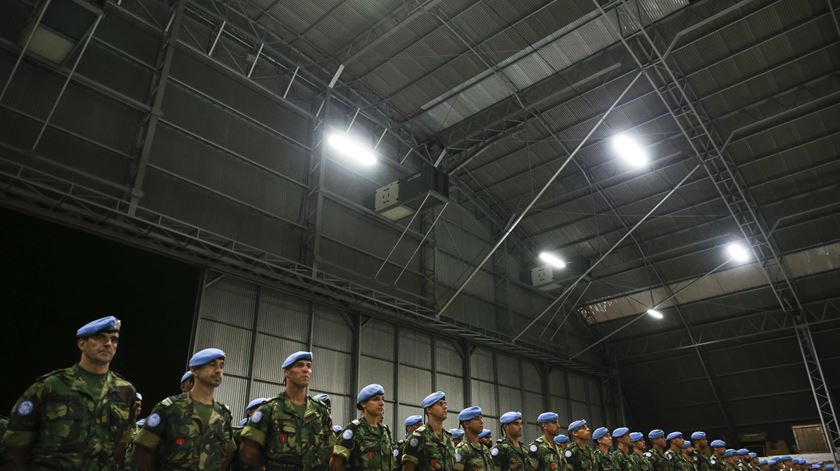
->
left=0, top=0, right=51, bottom=102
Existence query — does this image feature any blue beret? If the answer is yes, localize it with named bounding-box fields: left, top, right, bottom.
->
left=648, top=429, right=665, bottom=439
left=282, top=351, right=312, bottom=369
left=555, top=434, right=570, bottom=444
left=458, top=406, right=482, bottom=422
left=136, top=418, right=146, bottom=427
left=630, top=432, right=644, bottom=442
left=479, top=429, right=491, bottom=438
left=500, top=411, right=522, bottom=424
left=749, top=453, right=757, bottom=459
left=825, top=466, right=834, bottom=471
left=404, top=415, right=422, bottom=427
left=781, top=456, right=792, bottom=461
left=245, top=397, right=268, bottom=412
left=421, top=391, right=446, bottom=409
left=189, top=348, right=225, bottom=368
left=760, top=460, right=768, bottom=466
left=724, top=449, right=736, bottom=458
left=683, top=441, right=692, bottom=448
left=711, top=440, right=726, bottom=447
left=313, top=393, right=331, bottom=406
left=76, top=315, right=121, bottom=337
left=691, top=431, right=706, bottom=440
left=667, top=431, right=683, bottom=441
left=769, top=459, right=779, bottom=465
left=357, top=384, right=385, bottom=404
left=593, top=427, right=610, bottom=440
left=737, top=449, right=749, bottom=456
left=537, top=412, right=559, bottom=423
left=238, top=417, right=248, bottom=426
left=569, top=419, right=588, bottom=432
left=612, top=427, right=629, bottom=438
left=795, top=460, right=806, bottom=465
left=135, top=392, right=142, bottom=401
left=180, top=371, right=193, bottom=383
left=450, top=428, right=464, bottom=439
left=811, top=464, right=821, bottom=469
left=332, top=425, right=342, bottom=433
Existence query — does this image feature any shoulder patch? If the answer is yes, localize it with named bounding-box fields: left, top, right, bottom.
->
left=530, top=444, right=539, bottom=453
left=668, top=454, right=673, bottom=461
left=711, top=458, right=717, bottom=465
left=409, top=437, right=420, bottom=447
left=146, top=413, right=161, bottom=428
left=16, top=400, right=34, bottom=417
left=566, top=450, right=573, bottom=458
left=393, top=448, right=400, bottom=457
left=161, top=397, right=174, bottom=407
left=250, top=411, right=263, bottom=424
left=342, top=429, right=354, bottom=440
left=351, top=419, right=361, bottom=426
left=455, top=453, right=462, bottom=463
left=491, top=447, right=500, bottom=456
left=645, top=452, right=652, bottom=458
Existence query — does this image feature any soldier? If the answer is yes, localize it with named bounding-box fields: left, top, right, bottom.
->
left=480, top=430, right=494, bottom=449
left=724, top=450, right=740, bottom=471
left=132, top=348, right=236, bottom=470
left=401, top=390, right=457, bottom=471
left=629, top=432, right=652, bottom=471
left=179, top=371, right=193, bottom=393
left=766, top=459, right=779, bottom=471
left=691, top=432, right=709, bottom=471
left=231, top=398, right=269, bottom=471
left=680, top=442, right=696, bottom=471
left=664, top=432, right=684, bottom=471
left=334, top=425, right=344, bottom=439
left=735, top=450, right=749, bottom=471
left=453, top=406, right=494, bottom=471
left=611, top=428, right=633, bottom=471
left=239, top=351, right=334, bottom=470
left=315, top=394, right=333, bottom=411
left=749, top=454, right=759, bottom=471
left=2, top=315, right=137, bottom=470
left=528, top=412, right=563, bottom=471
left=759, top=460, right=768, bottom=471
left=331, top=384, right=394, bottom=471
left=648, top=430, right=668, bottom=471
left=0, top=415, right=9, bottom=468
left=491, top=411, right=534, bottom=470
left=593, top=427, right=614, bottom=471
left=554, top=435, right=569, bottom=453
left=451, top=429, right=465, bottom=447
left=565, top=420, right=596, bottom=471
left=708, top=440, right=725, bottom=471
left=779, top=457, right=794, bottom=471
left=394, top=416, right=423, bottom=468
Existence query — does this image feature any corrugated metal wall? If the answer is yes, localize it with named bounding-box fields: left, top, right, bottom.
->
left=193, top=271, right=618, bottom=436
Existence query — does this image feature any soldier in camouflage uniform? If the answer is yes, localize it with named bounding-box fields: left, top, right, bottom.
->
left=554, top=435, right=569, bottom=454
left=239, top=351, right=334, bottom=470
left=331, top=384, right=395, bottom=471
left=629, top=432, right=652, bottom=471
left=528, top=412, right=564, bottom=471
left=479, top=430, right=493, bottom=450
left=0, top=415, right=9, bottom=468
left=708, top=440, right=726, bottom=471
left=393, top=416, right=423, bottom=470
left=451, top=429, right=465, bottom=447
left=401, top=390, right=457, bottom=471
left=2, top=315, right=137, bottom=470
left=491, top=411, right=535, bottom=471
left=611, top=428, right=633, bottom=471
left=179, top=371, right=193, bottom=393
left=749, top=454, right=760, bottom=471
left=735, top=450, right=751, bottom=471
left=680, top=441, right=697, bottom=471
left=453, top=406, right=495, bottom=471
left=230, top=398, right=268, bottom=471
left=648, top=430, right=669, bottom=471
left=132, top=348, right=236, bottom=470
left=723, top=450, right=739, bottom=471
left=565, top=420, right=596, bottom=471
left=691, top=433, right=710, bottom=471
left=664, top=433, right=693, bottom=471
left=594, top=427, right=615, bottom=471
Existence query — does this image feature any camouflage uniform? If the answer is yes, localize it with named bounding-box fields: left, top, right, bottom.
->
left=333, top=416, right=395, bottom=471
left=697, top=454, right=712, bottom=471
left=133, top=392, right=236, bottom=470
left=240, top=391, right=334, bottom=470
left=0, top=415, right=9, bottom=467
left=612, top=449, right=633, bottom=471
left=528, top=436, right=564, bottom=471
left=631, top=451, right=653, bottom=471
left=664, top=449, right=693, bottom=471
left=709, top=455, right=725, bottom=471
left=393, top=438, right=408, bottom=471
left=491, top=436, right=535, bottom=470
left=650, top=448, right=668, bottom=471
left=401, top=424, right=457, bottom=470
left=596, top=448, right=616, bottom=471
left=455, top=439, right=496, bottom=471
left=566, top=443, right=597, bottom=471
left=1, top=364, right=136, bottom=470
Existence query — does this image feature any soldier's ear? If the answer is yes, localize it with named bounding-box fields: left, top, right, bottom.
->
left=76, top=337, right=86, bottom=350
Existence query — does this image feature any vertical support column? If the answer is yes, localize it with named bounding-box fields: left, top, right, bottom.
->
left=305, top=89, right=331, bottom=276
left=307, top=301, right=316, bottom=351
left=430, top=336, right=438, bottom=391
left=563, top=370, right=573, bottom=421
left=187, top=267, right=209, bottom=364
left=244, top=286, right=262, bottom=402
left=394, top=324, right=401, bottom=434
left=462, top=340, right=473, bottom=406
left=491, top=351, right=501, bottom=421
left=420, top=207, right=437, bottom=307
left=540, top=363, right=551, bottom=412
left=128, top=0, right=187, bottom=215
left=351, top=312, right=362, bottom=398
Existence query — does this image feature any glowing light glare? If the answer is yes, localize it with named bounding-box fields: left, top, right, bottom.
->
left=538, top=252, right=567, bottom=269
left=647, top=309, right=664, bottom=319
left=326, top=133, right=377, bottom=167
left=726, top=242, right=751, bottom=263
left=611, top=134, right=648, bottom=167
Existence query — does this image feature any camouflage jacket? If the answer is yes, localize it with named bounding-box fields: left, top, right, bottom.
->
left=708, top=454, right=725, bottom=471
left=491, top=437, right=535, bottom=470
left=611, top=449, right=633, bottom=471
left=596, top=448, right=616, bottom=471
left=393, top=438, right=408, bottom=471
left=455, top=439, right=496, bottom=471
left=1, top=364, right=136, bottom=470
left=664, top=449, right=693, bottom=471
left=133, top=392, right=236, bottom=470
left=0, top=415, right=9, bottom=466
left=333, top=416, right=395, bottom=471
left=240, top=391, right=334, bottom=470
left=566, top=442, right=597, bottom=471
left=631, top=451, right=653, bottom=471
left=401, top=424, right=457, bottom=470
left=528, top=436, right=565, bottom=471
left=696, top=454, right=711, bottom=471
left=649, top=448, right=668, bottom=471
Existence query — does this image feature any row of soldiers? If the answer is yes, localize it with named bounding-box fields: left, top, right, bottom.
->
left=0, top=315, right=836, bottom=471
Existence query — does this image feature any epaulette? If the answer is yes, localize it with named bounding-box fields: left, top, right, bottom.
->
left=496, top=438, right=504, bottom=443
left=161, top=395, right=178, bottom=408
left=36, top=368, right=65, bottom=382
left=413, top=425, right=427, bottom=435
left=351, top=419, right=361, bottom=427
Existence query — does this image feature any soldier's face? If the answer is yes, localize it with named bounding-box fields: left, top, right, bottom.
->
left=544, top=421, right=561, bottom=436
left=285, top=360, right=312, bottom=387
left=672, top=437, right=685, bottom=448
left=180, top=378, right=194, bottom=392
left=407, top=423, right=421, bottom=434
left=78, top=332, right=119, bottom=364
left=653, top=437, right=666, bottom=448
left=697, top=439, right=708, bottom=448
left=505, top=419, right=523, bottom=438
left=427, top=399, right=447, bottom=420
left=574, top=426, right=591, bottom=440
left=634, top=440, right=646, bottom=451
left=464, top=416, right=483, bottom=434
left=194, top=358, right=224, bottom=387
left=134, top=400, right=142, bottom=418
left=481, top=436, right=492, bottom=446
left=363, top=394, right=385, bottom=417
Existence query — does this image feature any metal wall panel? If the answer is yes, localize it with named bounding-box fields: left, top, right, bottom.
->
left=496, top=355, right=520, bottom=388
left=522, top=361, right=542, bottom=393
left=258, top=291, right=310, bottom=342
left=436, top=373, right=465, bottom=411
left=524, top=391, right=544, bottom=426
left=214, top=375, right=248, bottom=423
left=361, top=320, right=394, bottom=359
left=311, top=346, right=353, bottom=396
left=471, top=380, right=498, bottom=416
left=313, top=308, right=352, bottom=352
left=253, top=334, right=306, bottom=383
left=360, top=355, right=395, bottom=393
left=399, top=330, right=431, bottom=369
left=251, top=380, right=282, bottom=402
left=201, top=277, right=257, bottom=328
left=568, top=373, right=587, bottom=401
left=588, top=378, right=602, bottom=404
left=435, top=339, right=462, bottom=376
left=193, top=322, right=251, bottom=377
left=498, top=385, right=522, bottom=414
left=550, top=396, right=569, bottom=422
left=471, top=348, right=495, bottom=382
left=398, top=366, right=433, bottom=406
left=571, top=401, right=589, bottom=421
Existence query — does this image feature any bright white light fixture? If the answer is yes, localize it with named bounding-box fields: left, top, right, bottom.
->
left=327, top=132, right=377, bottom=167
left=538, top=252, right=567, bottom=269
left=611, top=133, right=649, bottom=167
left=726, top=242, right=751, bottom=263
left=646, top=309, right=664, bottom=319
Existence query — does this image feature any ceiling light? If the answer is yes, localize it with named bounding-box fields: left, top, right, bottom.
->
left=538, top=252, right=566, bottom=269
left=611, top=133, right=648, bottom=167
left=646, top=309, right=664, bottom=319
left=327, top=132, right=377, bottom=167
left=725, top=242, right=751, bottom=263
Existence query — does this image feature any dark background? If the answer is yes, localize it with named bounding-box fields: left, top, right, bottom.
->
left=0, top=207, right=199, bottom=419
